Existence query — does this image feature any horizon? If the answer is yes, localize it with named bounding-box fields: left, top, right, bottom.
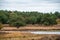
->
left=0, top=0, right=60, bottom=13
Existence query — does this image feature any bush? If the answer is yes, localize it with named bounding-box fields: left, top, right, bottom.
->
left=10, top=21, right=26, bottom=28
left=14, top=21, right=26, bottom=28
left=26, top=16, right=37, bottom=24
left=41, top=13, right=57, bottom=25
left=43, top=21, right=50, bottom=25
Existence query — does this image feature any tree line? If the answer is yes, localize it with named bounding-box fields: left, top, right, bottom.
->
left=0, top=10, right=60, bottom=28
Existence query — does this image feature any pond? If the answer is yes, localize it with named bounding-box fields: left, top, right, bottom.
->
left=0, top=31, right=60, bottom=34
left=30, top=31, right=60, bottom=34
left=0, top=31, right=60, bottom=40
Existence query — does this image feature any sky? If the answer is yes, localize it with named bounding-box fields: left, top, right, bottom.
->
left=0, top=0, right=60, bottom=12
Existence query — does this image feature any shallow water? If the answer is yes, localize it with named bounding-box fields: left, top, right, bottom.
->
left=0, top=31, right=60, bottom=34
left=0, top=31, right=60, bottom=40
left=30, top=31, right=60, bottom=34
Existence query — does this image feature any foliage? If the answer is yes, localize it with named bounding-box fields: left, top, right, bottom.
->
left=0, top=10, right=60, bottom=28
left=25, top=16, right=37, bottom=24
left=9, top=12, right=26, bottom=28
left=54, top=11, right=60, bottom=19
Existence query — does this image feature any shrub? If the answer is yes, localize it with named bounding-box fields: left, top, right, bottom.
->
left=10, top=21, right=26, bottom=28
left=43, top=21, right=50, bottom=25
left=14, top=21, right=26, bottom=28
left=26, top=16, right=37, bottom=24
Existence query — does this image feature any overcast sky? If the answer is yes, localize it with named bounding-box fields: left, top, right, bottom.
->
left=0, top=0, right=60, bottom=12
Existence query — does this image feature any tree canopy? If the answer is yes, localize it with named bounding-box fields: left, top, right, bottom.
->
left=0, top=10, right=60, bottom=28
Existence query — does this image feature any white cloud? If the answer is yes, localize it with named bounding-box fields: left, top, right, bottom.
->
left=0, top=0, right=60, bottom=12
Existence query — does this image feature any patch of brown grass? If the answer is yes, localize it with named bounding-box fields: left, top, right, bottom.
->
left=0, top=31, right=60, bottom=40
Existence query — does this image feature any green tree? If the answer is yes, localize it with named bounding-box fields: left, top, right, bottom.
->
left=0, top=10, right=9, bottom=24
left=26, top=16, right=37, bottom=24
left=9, top=12, right=26, bottom=28
left=54, top=11, right=60, bottom=19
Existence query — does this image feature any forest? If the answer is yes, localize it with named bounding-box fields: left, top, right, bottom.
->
left=0, top=10, right=60, bottom=28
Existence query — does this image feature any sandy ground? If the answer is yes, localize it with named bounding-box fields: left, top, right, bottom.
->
left=0, top=24, right=60, bottom=40
left=1, top=24, right=60, bottom=31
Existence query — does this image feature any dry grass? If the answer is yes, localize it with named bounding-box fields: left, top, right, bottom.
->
left=1, top=24, right=60, bottom=31
left=56, top=19, right=60, bottom=24
left=0, top=31, right=60, bottom=40
left=0, top=31, right=43, bottom=40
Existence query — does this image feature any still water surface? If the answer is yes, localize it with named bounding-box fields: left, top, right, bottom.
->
left=1, top=31, right=60, bottom=34
left=30, top=31, right=60, bottom=34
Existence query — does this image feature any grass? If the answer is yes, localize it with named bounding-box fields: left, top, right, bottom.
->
left=1, top=24, right=60, bottom=31
left=0, top=24, right=60, bottom=40
left=0, top=31, right=60, bottom=40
